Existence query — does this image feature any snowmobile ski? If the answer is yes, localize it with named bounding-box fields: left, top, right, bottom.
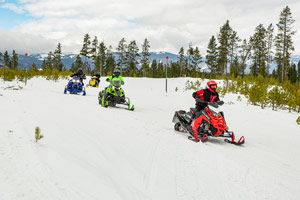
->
left=224, top=132, right=245, bottom=145
left=188, top=134, right=208, bottom=143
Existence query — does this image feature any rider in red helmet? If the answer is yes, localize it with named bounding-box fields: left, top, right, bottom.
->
left=188, top=80, right=224, bottom=141
left=192, top=80, right=221, bottom=111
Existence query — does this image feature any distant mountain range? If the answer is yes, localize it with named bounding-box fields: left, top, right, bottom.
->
left=13, top=52, right=300, bottom=73
left=15, top=52, right=179, bottom=69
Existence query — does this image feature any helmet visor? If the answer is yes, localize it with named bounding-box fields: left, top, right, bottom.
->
left=210, top=84, right=217, bottom=89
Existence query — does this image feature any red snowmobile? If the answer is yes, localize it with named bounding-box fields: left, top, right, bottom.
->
left=172, top=99, right=245, bottom=145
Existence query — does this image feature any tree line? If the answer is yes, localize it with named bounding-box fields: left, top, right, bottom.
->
left=205, top=6, right=297, bottom=83
left=0, top=6, right=299, bottom=84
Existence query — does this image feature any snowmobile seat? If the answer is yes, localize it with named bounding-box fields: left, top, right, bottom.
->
left=184, top=112, right=194, bottom=123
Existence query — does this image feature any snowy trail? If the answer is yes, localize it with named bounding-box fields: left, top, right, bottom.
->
left=1, top=77, right=300, bottom=200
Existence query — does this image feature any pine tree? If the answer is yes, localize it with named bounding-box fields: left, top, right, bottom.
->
left=230, top=55, right=239, bottom=77
left=170, top=62, right=180, bottom=77
left=90, top=36, right=98, bottom=72
left=41, top=59, right=47, bottom=71
left=28, top=62, right=39, bottom=77
left=191, top=46, right=202, bottom=76
left=3, top=51, right=10, bottom=68
left=298, top=61, right=300, bottom=82
left=80, top=33, right=91, bottom=73
left=249, top=74, right=269, bottom=108
left=206, top=36, right=218, bottom=74
left=288, top=63, right=297, bottom=83
left=125, top=40, right=140, bottom=76
left=239, top=39, right=251, bottom=76
left=217, top=20, right=233, bottom=75
left=151, top=59, right=157, bottom=78
left=98, top=41, right=107, bottom=75
left=178, top=47, right=185, bottom=77
left=275, top=6, right=296, bottom=82
left=295, top=88, right=300, bottom=113
left=268, top=86, right=282, bottom=110
left=157, top=61, right=163, bottom=78
left=10, top=50, right=18, bottom=70
left=70, top=55, right=83, bottom=72
left=80, top=34, right=91, bottom=58
left=104, top=45, right=115, bottom=75
left=53, top=43, right=63, bottom=71
left=46, top=51, right=53, bottom=70
left=0, top=52, right=3, bottom=68
left=228, top=31, right=240, bottom=68
left=31, top=62, right=38, bottom=71
left=186, top=42, right=194, bottom=76
left=266, top=23, right=274, bottom=74
left=116, top=38, right=127, bottom=75
left=141, top=38, right=151, bottom=77
left=250, top=24, right=268, bottom=77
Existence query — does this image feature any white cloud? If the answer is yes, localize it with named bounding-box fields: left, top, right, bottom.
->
left=0, top=27, right=56, bottom=54
left=0, top=3, right=25, bottom=14
left=1, top=0, right=300, bottom=55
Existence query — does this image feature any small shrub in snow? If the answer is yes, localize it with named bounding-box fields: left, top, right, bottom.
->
left=249, top=75, right=268, bottom=109
left=35, top=127, right=44, bottom=142
left=220, top=86, right=227, bottom=96
left=175, top=87, right=178, bottom=92
left=267, top=86, right=283, bottom=110
left=237, top=96, right=242, bottom=101
left=295, top=89, right=300, bottom=113
left=184, top=80, right=201, bottom=91
left=1, top=68, right=16, bottom=81
left=297, top=117, right=300, bottom=125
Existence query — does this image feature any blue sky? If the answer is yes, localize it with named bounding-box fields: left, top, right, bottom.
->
left=0, top=8, right=36, bottom=29
left=0, top=0, right=37, bottom=29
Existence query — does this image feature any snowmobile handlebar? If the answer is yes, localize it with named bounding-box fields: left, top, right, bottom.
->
left=195, top=98, right=224, bottom=108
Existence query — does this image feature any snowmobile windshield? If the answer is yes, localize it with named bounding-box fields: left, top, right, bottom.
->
left=72, top=77, right=80, bottom=83
left=208, top=105, right=219, bottom=116
left=112, top=80, right=122, bottom=88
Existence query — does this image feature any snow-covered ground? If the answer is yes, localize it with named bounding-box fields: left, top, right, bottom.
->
left=1, top=77, right=300, bottom=200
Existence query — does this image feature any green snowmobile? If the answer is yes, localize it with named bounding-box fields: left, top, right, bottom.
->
left=98, top=72, right=134, bottom=111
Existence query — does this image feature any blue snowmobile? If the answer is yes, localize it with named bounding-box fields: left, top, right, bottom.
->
left=64, top=77, right=86, bottom=95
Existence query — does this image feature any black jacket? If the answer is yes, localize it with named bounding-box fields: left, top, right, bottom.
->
left=192, top=88, right=220, bottom=111
left=71, top=72, right=86, bottom=82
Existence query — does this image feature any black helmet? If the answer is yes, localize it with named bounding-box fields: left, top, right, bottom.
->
left=78, top=68, right=83, bottom=74
left=114, top=68, right=121, bottom=77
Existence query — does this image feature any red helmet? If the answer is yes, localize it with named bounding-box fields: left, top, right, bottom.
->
left=207, top=80, right=217, bottom=92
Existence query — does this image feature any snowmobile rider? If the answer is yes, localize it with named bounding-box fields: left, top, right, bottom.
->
left=93, top=72, right=101, bottom=85
left=95, top=73, right=101, bottom=81
left=106, top=68, right=124, bottom=86
left=71, top=68, right=86, bottom=84
left=101, top=68, right=124, bottom=107
left=192, top=80, right=222, bottom=111
left=189, top=80, right=224, bottom=141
